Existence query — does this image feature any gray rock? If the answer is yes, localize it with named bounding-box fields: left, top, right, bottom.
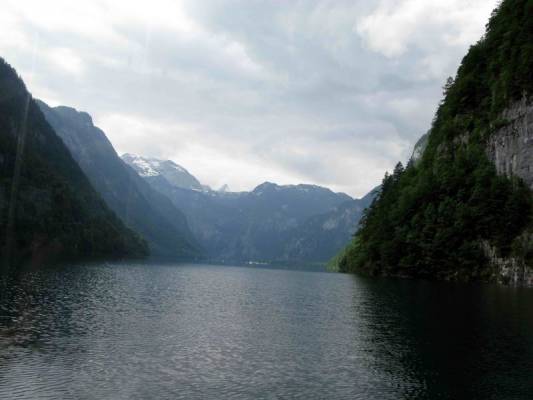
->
left=487, top=98, right=533, bottom=190
left=482, top=239, right=533, bottom=286
left=484, top=98, right=533, bottom=286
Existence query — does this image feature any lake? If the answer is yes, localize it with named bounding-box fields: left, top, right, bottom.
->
left=1, top=263, right=532, bottom=399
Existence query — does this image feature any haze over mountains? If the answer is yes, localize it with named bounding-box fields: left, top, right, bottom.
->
left=0, top=58, right=376, bottom=267
left=123, top=153, right=376, bottom=263
left=64, top=110, right=376, bottom=264
left=37, top=100, right=201, bottom=260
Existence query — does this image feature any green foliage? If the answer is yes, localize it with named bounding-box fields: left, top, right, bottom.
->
left=327, top=236, right=360, bottom=272
left=0, top=58, right=148, bottom=266
left=339, top=0, right=533, bottom=281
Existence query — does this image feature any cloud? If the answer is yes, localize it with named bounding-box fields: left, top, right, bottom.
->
left=356, top=0, right=496, bottom=58
left=46, top=47, right=85, bottom=76
left=0, top=0, right=498, bottom=197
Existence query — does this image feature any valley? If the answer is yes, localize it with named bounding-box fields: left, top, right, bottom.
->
left=1, top=1, right=533, bottom=399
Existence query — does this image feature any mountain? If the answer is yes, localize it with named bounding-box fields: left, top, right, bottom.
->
left=282, top=188, right=378, bottom=263
left=218, top=184, right=230, bottom=193
left=122, top=154, right=372, bottom=263
left=122, top=154, right=208, bottom=192
left=0, top=58, right=147, bottom=266
left=337, top=0, right=533, bottom=285
left=37, top=101, right=201, bottom=260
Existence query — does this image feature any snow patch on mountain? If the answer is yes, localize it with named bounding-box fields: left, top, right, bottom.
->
left=125, top=155, right=161, bottom=177
left=122, top=154, right=206, bottom=191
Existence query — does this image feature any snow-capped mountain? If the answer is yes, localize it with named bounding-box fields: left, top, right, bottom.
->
left=122, top=154, right=208, bottom=192
left=122, top=156, right=373, bottom=263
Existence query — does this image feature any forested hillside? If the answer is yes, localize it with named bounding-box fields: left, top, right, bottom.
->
left=0, top=58, right=147, bottom=267
left=338, top=0, right=533, bottom=282
left=38, top=101, right=201, bottom=260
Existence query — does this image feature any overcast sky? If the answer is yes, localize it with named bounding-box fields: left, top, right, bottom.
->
left=0, top=0, right=498, bottom=197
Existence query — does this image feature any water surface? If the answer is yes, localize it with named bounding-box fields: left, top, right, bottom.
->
left=1, top=263, right=532, bottom=399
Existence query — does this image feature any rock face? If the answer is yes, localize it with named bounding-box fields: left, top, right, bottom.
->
left=485, top=99, right=533, bottom=286
left=487, top=98, right=533, bottom=190
left=483, top=240, right=533, bottom=286
left=410, top=132, right=429, bottom=164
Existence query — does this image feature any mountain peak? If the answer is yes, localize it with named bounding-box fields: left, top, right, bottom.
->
left=252, top=182, right=279, bottom=195
left=36, top=100, right=94, bottom=127
left=218, top=184, right=230, bottom=193
left=122, top=154, right=161, bottom=177
left=122, top=154, right=205, bottom=191
left=250, top=181, right=352, bottom=201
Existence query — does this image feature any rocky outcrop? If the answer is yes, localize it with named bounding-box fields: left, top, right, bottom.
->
left=483, top=239, right=533, bottom=286
left=484, top=98, right=533, bottom=286
left=410, top=132, right=429, bottom=164
left=487, top=98, right=533, bottom=190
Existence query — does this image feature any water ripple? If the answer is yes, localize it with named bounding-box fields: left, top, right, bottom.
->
left=1, top=264, right=532, bottom=399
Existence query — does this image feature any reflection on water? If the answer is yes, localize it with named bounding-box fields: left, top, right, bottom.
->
left=0, top=263, right=532, bottom=399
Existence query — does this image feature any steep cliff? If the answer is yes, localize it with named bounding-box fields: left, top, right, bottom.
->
left=337, top=0, right=533, bottom=284
left=484, top=99, right=533, bottom=284
left=0, top=58, right=148, bottom=266
left=487, top=98, right=533, bottom=190
left=37, top=101, right=201, bottom=260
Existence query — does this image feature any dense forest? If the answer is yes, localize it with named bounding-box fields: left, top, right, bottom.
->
left=337, top=0, right=533, bottom=281
left=0, top=58, right=148, bottom=267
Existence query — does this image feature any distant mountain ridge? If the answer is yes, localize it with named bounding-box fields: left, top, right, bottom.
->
left=37, top=101, right=201, bottom=260
left=281, top=188, right=377, bottom=262
left=123, top=154, right=375, bottom=263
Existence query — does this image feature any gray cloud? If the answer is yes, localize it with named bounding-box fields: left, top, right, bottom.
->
left=0, top=0, right=497, bottom=197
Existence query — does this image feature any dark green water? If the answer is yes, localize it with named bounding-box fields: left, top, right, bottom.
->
left=0, top=263, right=532, bottom=399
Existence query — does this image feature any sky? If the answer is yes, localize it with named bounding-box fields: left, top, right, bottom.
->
left=0, top=0, right=498, bottom=197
